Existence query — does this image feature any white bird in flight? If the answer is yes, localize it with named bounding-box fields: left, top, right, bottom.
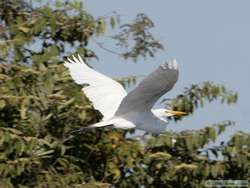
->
left=64, top=55, right=186, bottom=134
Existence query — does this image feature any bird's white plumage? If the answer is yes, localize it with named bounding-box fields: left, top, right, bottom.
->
left=90, top=117, right=136, bottom=129
left=64, top=55, right=127, bottom=120
left=64, top=55, right=180, bottom=134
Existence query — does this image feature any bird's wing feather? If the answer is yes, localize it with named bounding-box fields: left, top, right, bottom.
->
left=115, top=59, right=179, bottom=115
left=64, top=55, right=127, bottom=120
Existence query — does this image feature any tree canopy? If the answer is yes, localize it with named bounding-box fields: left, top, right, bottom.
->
left=0, top=1, right=249, bottom=187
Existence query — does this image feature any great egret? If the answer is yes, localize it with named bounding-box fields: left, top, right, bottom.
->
left=64, top=55, right=186, bottom=133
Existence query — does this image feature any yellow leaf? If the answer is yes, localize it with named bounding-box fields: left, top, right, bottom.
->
left=0, top=100, right=6, bottom=109
left=19, top=26, right=30, bottom=33
left=175, top=163, right=198, bottom=171
left=149, top=152, right=172, bottom=160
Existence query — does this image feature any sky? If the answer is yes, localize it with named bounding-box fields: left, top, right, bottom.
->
left=84, top=0, right=250, bottom=139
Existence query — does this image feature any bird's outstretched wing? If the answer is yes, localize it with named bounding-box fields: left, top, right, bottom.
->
left=115, top=59, right=179, bottom=115
left=64, top=55, right=127, bottom=120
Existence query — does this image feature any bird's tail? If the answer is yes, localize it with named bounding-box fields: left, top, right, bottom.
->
left=70, top=118, right=119, bottom=134
left=88, top=119, right=116, bottom=128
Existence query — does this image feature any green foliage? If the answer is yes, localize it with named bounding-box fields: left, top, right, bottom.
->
left=113, top=13, right=164, bottom=61
left=0, top=0, right=162, bottom=64
left=1, top=0, right=97, bottom=64
left=168, top=82, right=238, bottom=121
left=0, top=0, right=249, bottom=187
left=0, top=62, right=249, bottom=188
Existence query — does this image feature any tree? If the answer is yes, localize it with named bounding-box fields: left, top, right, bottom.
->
left=0, top=1, right=249, bottom=187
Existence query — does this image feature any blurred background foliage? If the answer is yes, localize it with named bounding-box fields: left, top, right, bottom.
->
left=0, top=0, right=249, bottom=187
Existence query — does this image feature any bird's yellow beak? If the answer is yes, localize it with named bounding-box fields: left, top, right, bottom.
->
left=165, top=109, right=187, bottom=116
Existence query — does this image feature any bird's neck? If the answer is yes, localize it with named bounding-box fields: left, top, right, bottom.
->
left=151, top=108, right=166, bottom=117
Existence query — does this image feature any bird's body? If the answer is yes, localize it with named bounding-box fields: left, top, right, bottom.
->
left=64, top=55, right=185, bottom=134
left=117, top=110, right=167, bottom=133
